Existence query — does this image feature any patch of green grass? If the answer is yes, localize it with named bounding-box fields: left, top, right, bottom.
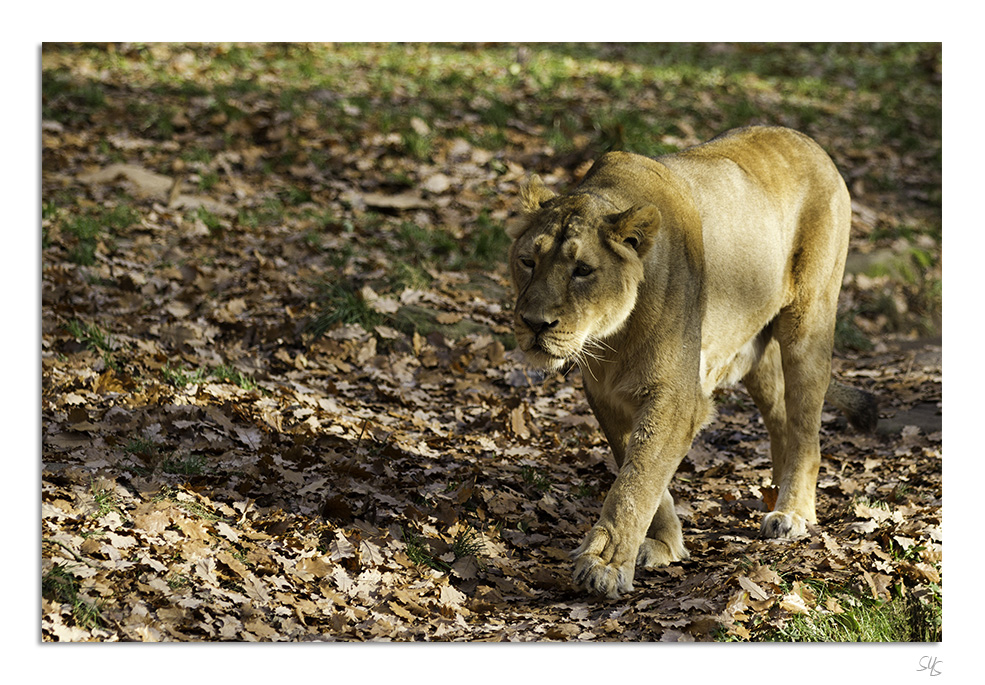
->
left=161, top=361, right=258, bottom=391
left=41, top=71, right=107, bottom=125
left=211, top=364, right=258, bottom=391
left=869, top=219, right=941, bottom=246
left=717, top=93, right=763, bottom=131
left=166, top=571, right=192, bottom=590
left=593, top=107, right=680, bottom=158
left=153, top=486, right=222, bottom=521
left=42, top=564, right=105, bottom=631
left=161, top=453, right=209, bottom=476
left=479, top=98, right=514, bottom=129
left=451, top=526, right=485, bottom=559
left=102, top=203, right=140, bottom=231
left=127, top=100, right=177, bottom=139
left=238, top=197, right=286, bottom=229
left=121, top=437, right=159, bottom=476
left=66, top=319, right=121, bottom=370
left=66, top=319, right=113, bottom=354
left=521, top=465, right=552, bottom=492
left=765, top=586, right=941, bottom=642
left=386, top=216, right=509, bottom=275
left=397, top=221, right=457, bottom=260
left=88, top=478, right=120, bottom=518
left=124, top=436, right=158, bottom=459
left=574, top=480, right=600, bottom=499
left=281, top=184, right=312, bottom=206
left=161, top=362, right=209, bottom=388
left=42, top=200, right=60, bottom=222
left=719, top=574, right=942, bottom=643
left=123, top=437, right=214, bottom=478
left=544, top=110, right=581, bottom=153
left=834, top=310, right=873, bottom=352
left=465, top=210, right=511, bottom=268
left=474, top=126, right=509, bottom=152
left=853, top=495, right=892, bottom=511
left=912, top=277, right=942, bottom=334
left=181, top=146, right=213, bottom=164
left=307, top=279, right=385, bottom=338
left=390, top=262, right=433, bottom=291
left=402, top=525, right=485, bottom=573
left=893, top=246, right=941, bottom=330
left=301, top=229, right=323, bottom=250
left=403, top=526, right=450, bottom=572
left=64, top=215, right=102, bottom=265
left=43, top=200, right=58, bottom=249
left=852, top=246, right=941, bottom=336
left=197, top=170, right=219, bottom=191
left=402, top=129, right=432, bottom=162
left=61, top=203, right=139, bottom=265
left=194, top=206, right=223, bottom=236
left=179, top=500, right=220, bottom=520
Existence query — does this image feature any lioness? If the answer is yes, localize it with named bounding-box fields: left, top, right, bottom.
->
left=508, top=126, right=877, bottom=598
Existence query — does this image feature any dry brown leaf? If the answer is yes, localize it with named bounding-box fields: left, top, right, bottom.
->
left=737, top=575, right=770, bottom=602
left=77, top=163, right=173, bottom=199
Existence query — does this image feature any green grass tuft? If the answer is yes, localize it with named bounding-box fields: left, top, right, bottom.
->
left=451, top=526, right=485, bottom=559
left=61, top=203, right=138, bottom=265
left=724, top=577, right=942, bottom=643
left=211, top=364, right=258, bottom=391
left=834, top=311, right=873, bottom=352
left=402, top=526, right=450, bottom=572
left=521, top=465, right=552, bottom=492
left=42, top=564, right=105, bottom=631
left=308, top=279, right=384, bottom=338
left=66, top=319, right=120, bottom=370
left=767, top=590, right=941, bottom=642
left=161, top=452, right=209, bottom=476
left=161, top=362, right=209, bottom=388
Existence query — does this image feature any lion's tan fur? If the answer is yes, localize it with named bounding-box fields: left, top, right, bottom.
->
left=509, top=126, right=877, bottom=597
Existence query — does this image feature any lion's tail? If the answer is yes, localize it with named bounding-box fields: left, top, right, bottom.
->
left=825, top=380, right=879, bottom=432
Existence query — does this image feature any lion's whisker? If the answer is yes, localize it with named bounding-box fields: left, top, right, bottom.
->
left=576, top=352, right=599, bottom=381
left=588, top=337, right=617, bottom=354
left=581, top=337, right=613, bottom=363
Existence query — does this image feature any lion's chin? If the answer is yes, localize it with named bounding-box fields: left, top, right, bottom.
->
left=519, top=342, right=571, bottom=373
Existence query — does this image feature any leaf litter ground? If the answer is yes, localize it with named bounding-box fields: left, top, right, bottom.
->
left=41, top=43, right=941, bottom=642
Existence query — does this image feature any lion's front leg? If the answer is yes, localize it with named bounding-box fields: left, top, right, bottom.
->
left=572, top=422, right=694, bottom=597
left=572, top=499, right=688, bottom=597
left=638, top=488, right=689, bottom=567
left=572, top=522, right=644, bottom=598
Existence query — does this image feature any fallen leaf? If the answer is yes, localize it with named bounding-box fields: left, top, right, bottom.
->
left=77, top=163, right=173, bottom=199
left=779, top=593, right=810, bottom=614
left=737, top=575, right=770, bottom=601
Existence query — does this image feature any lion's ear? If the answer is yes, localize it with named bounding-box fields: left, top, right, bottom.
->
left=612, top=204, right=661, bottom=256
left=509, top=175, right=557, bottom=240
left=519, top=175, right=555, bottom=215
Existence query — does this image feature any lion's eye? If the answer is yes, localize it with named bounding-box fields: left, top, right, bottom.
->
left=520, top=257, right=536, bottom=269
left=573, top=263, right=595, bottom=278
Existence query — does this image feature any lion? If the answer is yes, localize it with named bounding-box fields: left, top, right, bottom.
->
left=508, top=126, right=877, bottom=598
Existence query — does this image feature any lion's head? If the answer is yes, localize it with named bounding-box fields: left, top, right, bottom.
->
left=508, top=175, right=661, bottom=371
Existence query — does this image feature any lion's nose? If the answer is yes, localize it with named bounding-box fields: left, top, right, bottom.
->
left=523, top=316, right=559, bottom=336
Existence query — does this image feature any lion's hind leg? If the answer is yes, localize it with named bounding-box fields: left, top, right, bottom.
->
left=752, top=176, right=850, bottom=540
left=742, top=336, right=789, bottom=499
left=759, top=295, right=840, bottom=539
left=744, top=334, right=814, bottom=538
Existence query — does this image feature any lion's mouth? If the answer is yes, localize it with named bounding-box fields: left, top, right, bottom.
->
left=519, top=338, right=571, bottom=371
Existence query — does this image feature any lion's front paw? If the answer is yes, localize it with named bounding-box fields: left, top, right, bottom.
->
left=760, top=511, right=809, bottom=539
left=637, top=535, right=688, bottom=568
left=571, top=526, right=637, bottom=598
